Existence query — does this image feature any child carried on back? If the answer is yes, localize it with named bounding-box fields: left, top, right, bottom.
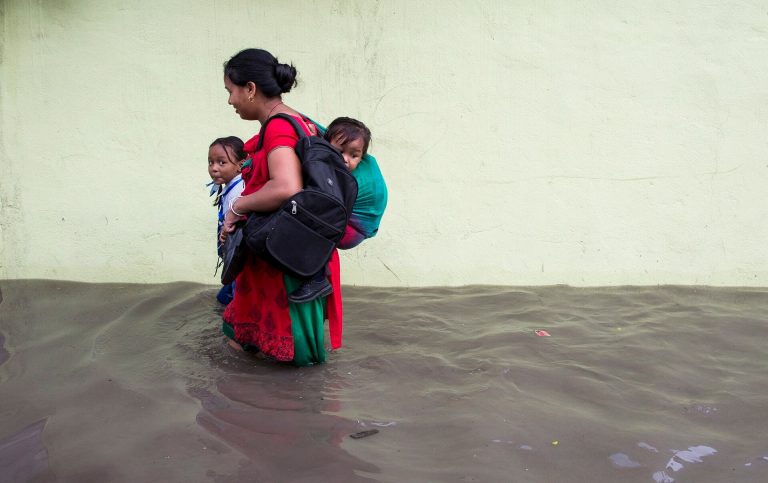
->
left=287, top=116, right=387, bottom=303
left=327, top=117, right=388, bottom=251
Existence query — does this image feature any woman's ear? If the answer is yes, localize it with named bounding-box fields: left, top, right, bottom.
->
left=246, top=81, right=258, bottom=99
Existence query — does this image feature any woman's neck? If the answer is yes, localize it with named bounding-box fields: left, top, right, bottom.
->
left=258, top=98, right=288, bottom=123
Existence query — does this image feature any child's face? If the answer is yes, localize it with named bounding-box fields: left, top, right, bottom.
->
left=331, top=136, right=365, bottom=171
left=208, top=144, right=241, bottom=185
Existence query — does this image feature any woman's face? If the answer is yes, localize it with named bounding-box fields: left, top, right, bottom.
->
left=224, top=76, right=254, bottom=120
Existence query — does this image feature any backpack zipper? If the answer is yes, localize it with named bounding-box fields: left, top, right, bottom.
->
left=291, top=200, right=297, bottom=215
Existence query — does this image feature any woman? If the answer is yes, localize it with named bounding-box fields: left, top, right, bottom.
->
left=219, top=48, right=343, bottom=366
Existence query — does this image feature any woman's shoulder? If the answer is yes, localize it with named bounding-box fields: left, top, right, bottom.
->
left=271, top=113, right=316, bottom=134
left=264, top=115, right=298, bottom=137
left=244, top=113, right=317, bottom=158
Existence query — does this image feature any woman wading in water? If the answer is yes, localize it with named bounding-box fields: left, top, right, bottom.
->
left=219, top=48, right=343, bottom=366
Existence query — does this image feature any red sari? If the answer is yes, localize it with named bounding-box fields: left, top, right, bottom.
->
left=222, top=115, right=343, bottom=365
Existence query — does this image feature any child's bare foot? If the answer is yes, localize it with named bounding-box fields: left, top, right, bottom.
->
left=227, top=339, right=245, bottom=352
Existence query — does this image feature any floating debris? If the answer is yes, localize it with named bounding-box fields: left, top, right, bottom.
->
left=350, top=429, right=379, bottom=439
left=656, top=445, right=717, bottom=481
left=370, top=421, right=397, bottom=427
left=638, top=442, right=659, bottom=453
left=535, top=330, right=551, bottom=337
left=671, top=445, right=717, bottom=465
left=609, top=453, right=642, bottom=468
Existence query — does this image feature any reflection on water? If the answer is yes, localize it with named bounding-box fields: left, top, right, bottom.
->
left=1, top=280, right=768, bottom=482
left=0, top=418, right=48, bottom=483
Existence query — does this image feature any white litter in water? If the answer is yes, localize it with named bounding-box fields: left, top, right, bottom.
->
left=690, top=405, right=718, bottom=415
left=609, top=453, right=642, bottom=468
left=666, top=458, right=684, bottom=472
left=673, top=446, right=717, bottom=463
left=519, top=445, right=533, bottom=451
left=638, top=442, right=659, bottom=453
left=745, top=463, right=752, bottom=467
left=653, top=470, right=675, bottom=483
left=661, top=445, right=717, bottom=477
left=370, top=421, right=397, bottom=427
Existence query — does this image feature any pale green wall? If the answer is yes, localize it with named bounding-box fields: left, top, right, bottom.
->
left=2, top=1, right=768, bottom=286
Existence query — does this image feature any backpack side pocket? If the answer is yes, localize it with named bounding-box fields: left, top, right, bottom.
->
left=265, top=210, right=337, bottom=277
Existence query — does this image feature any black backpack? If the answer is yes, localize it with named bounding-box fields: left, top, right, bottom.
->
left=221, top=114, right=358, bottom=283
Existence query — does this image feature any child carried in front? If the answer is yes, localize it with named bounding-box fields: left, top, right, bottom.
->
left=207, top=136, right=245, bottom=304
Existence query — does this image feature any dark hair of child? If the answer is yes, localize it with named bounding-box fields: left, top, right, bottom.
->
left=324, top=117, right=372, bottom=155
left=210, top=136, right=246, bottom=163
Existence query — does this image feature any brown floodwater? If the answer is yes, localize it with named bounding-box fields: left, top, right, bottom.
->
left=1, top=280, right=767, bottom=482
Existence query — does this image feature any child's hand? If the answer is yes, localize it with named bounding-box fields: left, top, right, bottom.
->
left=220, top=209, right=244, bottom=242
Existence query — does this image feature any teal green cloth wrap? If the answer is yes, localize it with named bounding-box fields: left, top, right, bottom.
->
left=309, top=118, right=388, bottom=249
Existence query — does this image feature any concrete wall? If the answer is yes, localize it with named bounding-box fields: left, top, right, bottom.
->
left=2, top=0, right=768, bottom=286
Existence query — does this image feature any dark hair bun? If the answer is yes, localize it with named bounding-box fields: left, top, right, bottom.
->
left=224, top=49, right=298, bottom=97
left=274, top=62, right=297, bottom=93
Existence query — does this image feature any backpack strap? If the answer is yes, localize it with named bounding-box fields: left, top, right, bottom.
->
left=221, top=176, right=243, bottom=197
left=255, top=113, right=308, bottom=152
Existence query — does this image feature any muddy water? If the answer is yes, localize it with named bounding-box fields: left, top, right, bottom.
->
left=1, top=280, right=767, bottom=482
